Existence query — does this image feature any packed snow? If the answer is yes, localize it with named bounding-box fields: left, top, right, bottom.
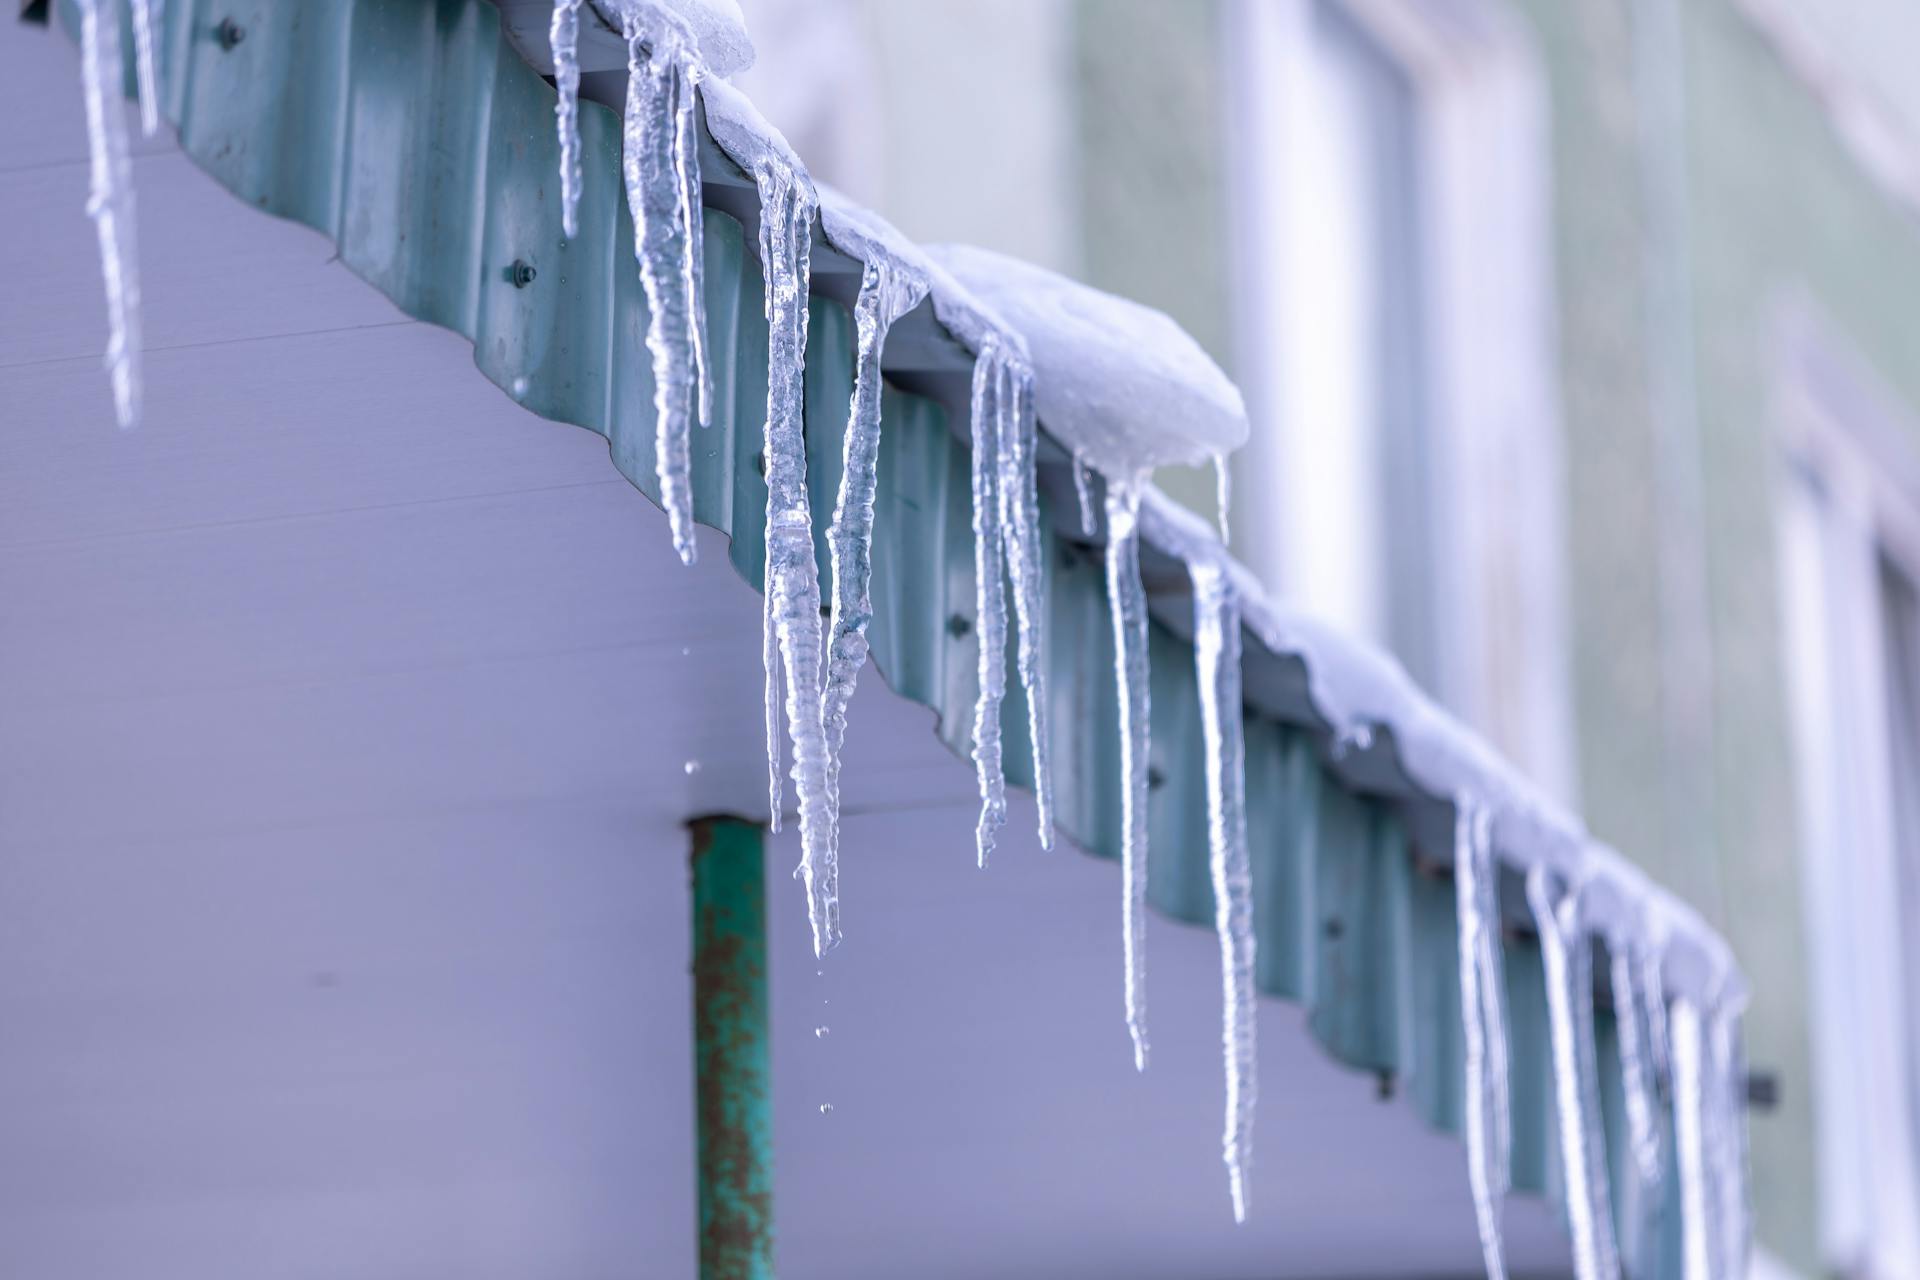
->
left=925, top=245, right=1248, bottom=481
left=593, top=0, right=754, bottom=76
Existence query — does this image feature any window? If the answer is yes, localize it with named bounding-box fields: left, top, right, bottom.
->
left=1224, top=0, right=1575, bottom=803
left=1774, top=309, right=1920, bottom=1278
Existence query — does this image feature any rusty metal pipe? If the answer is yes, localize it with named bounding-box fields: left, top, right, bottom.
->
left=688, top=815, right=774, bottom=1279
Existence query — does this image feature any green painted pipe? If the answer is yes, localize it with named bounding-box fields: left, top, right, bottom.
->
left=689, top=815, right=774, bottom=1280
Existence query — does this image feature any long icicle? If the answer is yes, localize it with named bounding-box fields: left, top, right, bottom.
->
left=1476, top=813, right=1513, bottom=1199
left=998, top=363, right=1055, bottom=850
left=764, top=589, right=783, bottom=832
left=753, top=160, right=831, bottom=954
left=1671, top=997, right=1713, bottom=1280
left=130, top=0, right=162, bottom=136
left=1527, top=866, right=1621, bottom=1280
left=1610, top=935, right=1665, bottom=1194
left=969, top=341, right=1010, bottom=867
left=670, top=42, right=712, bottom=430
left=1193, top=558, right=1256, bottom=1223
left=821, top=257, right=926, bottom=895
left=551, top=0, right=584, bottom=239
left=1708, top=1002, right=1751, bottom=1280
left=621, top=10, right=704, bottom=564
left=1106, top=478, right=1151, bottom=1071
left=1455, top=800, right=1509, bottom=1280
left=78, top=0, right=141, bottom=429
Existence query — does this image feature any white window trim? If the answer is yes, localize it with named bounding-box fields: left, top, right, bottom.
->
left=1772, top=301, right=1920, bottom=1279
left=1221, top=0, right=1577, bottom=805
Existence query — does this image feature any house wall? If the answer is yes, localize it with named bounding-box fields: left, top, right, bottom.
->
left=734, top=0, right=1920, bottom=1270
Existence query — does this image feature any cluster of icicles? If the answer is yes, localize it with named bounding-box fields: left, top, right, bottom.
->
left=72, top=2, right=1748, bottom=1270
left=547, top=6, right=1755, bottom=1263
left=1457, top=804, right=1752, bottom=1280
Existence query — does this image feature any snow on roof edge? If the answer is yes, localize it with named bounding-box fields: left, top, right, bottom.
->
left=692, top=71, right=1743, bottom=1013
left=1136, top=488, right=1744, bottom=1009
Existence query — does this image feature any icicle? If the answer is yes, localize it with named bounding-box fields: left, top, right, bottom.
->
left=1073, top=449, right=1096, bottom=537
left=1671, top=997, right=1713, bottom=1280
left=130, top=0, right=162, bottom=136
left=1106, top=478, right=1151, bottom=1071
left=672, top=43, right=713, bottom=431
left=997, top=362, right=1055, bottom=850
left=1455, top=800, right=1510, bottom=1280
left=969, top=340, right=1011, bottom=868
left=1707, top=1003, right=1751, bottom=1280
left=1640, top=945, right=1672, bottom=1089
left=753, top=159, right=832, bottom=953
left=764, top=590, right=783, bottom=833
left=821, top=257, right=926, bottom=877
left=1212, top=453, right=1232, bottom=548
left=1526, top=866, right=1621, bottom=1280
left=1610, top=936, right=1664, bottom=1192
left=78, top=0, right=141, bottom=430
left=621, top=9, right=706, bottom=564
left=1192, top=557, right=1256, bottom=1223
left=551, top=0, right=584, bottom=239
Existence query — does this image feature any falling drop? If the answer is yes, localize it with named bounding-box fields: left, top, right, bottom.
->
left=818, top=1103, right=833, bottom=1116
left=814, top=1026, right=829, bottom=1039
left=683, top=759, right=700, bottom=776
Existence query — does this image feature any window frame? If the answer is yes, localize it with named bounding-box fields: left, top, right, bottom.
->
left=1221, top=0, right=1577, bottom=805
left=1772, top=302, right=1920, bottom=1278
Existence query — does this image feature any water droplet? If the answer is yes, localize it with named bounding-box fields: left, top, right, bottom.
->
left=510, top=375, right=529, bottom=399
left=818, top=1103, right=833, bottom=1115
left=814, top=1025, right=829, bottom=1039
left=683, top=759, right=701, bottom=776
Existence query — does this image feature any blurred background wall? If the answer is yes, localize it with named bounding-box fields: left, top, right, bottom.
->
left=734, top=0, right=1920, bottom=1275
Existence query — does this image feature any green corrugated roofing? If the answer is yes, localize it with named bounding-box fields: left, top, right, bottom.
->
left=53, top=0, right=1703, bottom=1271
